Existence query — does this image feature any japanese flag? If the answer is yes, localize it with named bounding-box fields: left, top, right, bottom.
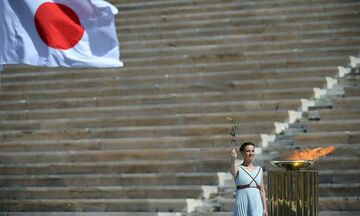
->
left=0, top=0, right=123, bottom=68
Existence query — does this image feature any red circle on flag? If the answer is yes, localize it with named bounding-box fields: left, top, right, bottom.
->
left=35, top=2, right=84, bottom=50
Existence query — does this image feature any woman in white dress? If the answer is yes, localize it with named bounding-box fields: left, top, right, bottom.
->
left=230, top=142, right=268, bottom=216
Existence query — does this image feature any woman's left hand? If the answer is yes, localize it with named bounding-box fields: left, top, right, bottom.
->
left=263, top=211, right=268, bottom=216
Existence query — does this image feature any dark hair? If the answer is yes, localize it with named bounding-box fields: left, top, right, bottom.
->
left=239, top=142, right=255, bottom=152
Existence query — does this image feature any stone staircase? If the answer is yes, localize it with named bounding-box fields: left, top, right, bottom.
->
left=269, top=56, right=360, bottom=215
left=0, top=0, right=360, bottom=215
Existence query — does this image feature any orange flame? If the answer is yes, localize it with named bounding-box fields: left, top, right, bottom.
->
left=286, top=146, right=335, bottom=160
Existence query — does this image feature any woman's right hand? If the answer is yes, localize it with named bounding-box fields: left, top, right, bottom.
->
left=230, top=148, right=237, bottom=160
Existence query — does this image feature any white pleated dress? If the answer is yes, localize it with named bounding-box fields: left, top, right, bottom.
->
left=233, top=165, right=263, bottom=216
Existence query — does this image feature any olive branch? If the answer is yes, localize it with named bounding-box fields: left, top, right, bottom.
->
left=227, top=113, right=240, bottom=147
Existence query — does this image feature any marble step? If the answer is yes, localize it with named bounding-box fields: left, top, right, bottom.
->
left=0, top=60, right=336, bottom=87
left=0, top=134, right=261, bottom=153
left=0, top=65, right=335, bottom=84
left=345, top=87, right=360, bottom=97
left=0, top=147, right=232, bottom=164
left=315, top=109, right=360, bottom=121
left=121, top=46, right=360, bottom=67
left=319, top=183, right=360, bottom=197
left=0, top=186, right=215, bottom=199
left=0, top=159, right=230, bottom=175
left=2, top=55, right=345, bottom=79
left=292, top=131, right=360, bottom=145
left=0, top=183, right=357, bottom=200
left=118, top=19, right=359, bottom=41
left=0, top=173, right=220, bottom=187
left=0, top=111, right=289, bottom=131
left=95, top=56, right=348, bottom=77
left=314, top=157, right=360, bottom=170
left=116, top=3, right=360, bottom=26
left=110, top=0, right=353, bottom=12
left=0, top=198, right=196, bottom=212
left=0, top=88, right=314, bottom=111
left=0, top=84, right=312, bottom=105
left=0, top=157, right=358, bottom=175
left=0, top=213, right=183, bottom=216
left=0, top=99, right=302, bottom=121
left=302, top=120, right=360, bottom=133
left=1, top=169, right=358, bottom=188
left=116, top=10, right=360, bottom=35
left=112, top=0, right=357, bottom=16
left=120, top=28, right=360, bottom=50
left=132, top=3, right=358, bottom=16
left=121, top=37, right=360, bottom=59
left=333, top=97, right=360, bottom=109
left=319, top=169, right=360, bottom=184
left=0, top=70, right=335, bottom=102
left=116, top=6, right=360, bottom=29
left=319, top=197, right=360, bottom=211
left=0, top=123, right=274, bottom=142
left=1, top=74, right=326, bottom=95
left=341, top=76, right=360, bottom=86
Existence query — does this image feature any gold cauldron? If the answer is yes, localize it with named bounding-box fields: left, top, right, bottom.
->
left=270, top=160, right=315, bottom=171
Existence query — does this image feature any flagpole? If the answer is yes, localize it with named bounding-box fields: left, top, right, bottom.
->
left=0, top=64, right=2, bottom=96
left=0, top=64, right=2, bottom=95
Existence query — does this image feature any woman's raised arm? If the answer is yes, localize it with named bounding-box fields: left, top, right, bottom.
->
left=230, top=148, right=238, bottom=177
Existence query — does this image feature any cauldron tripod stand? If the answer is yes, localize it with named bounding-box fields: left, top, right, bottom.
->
left=268, top=160, right=318, bottom=216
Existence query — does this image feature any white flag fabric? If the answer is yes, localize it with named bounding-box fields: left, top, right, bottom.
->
left=0, top=0, right=123, bottom=68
